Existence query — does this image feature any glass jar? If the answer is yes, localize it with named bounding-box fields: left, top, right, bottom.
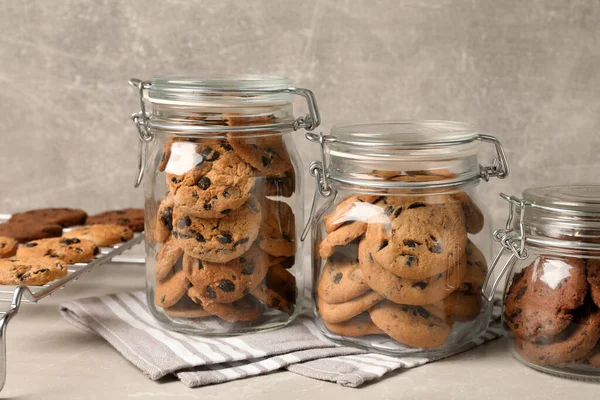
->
left=128, top=75, right=320, bottom=335
left=486, top=185, right=600, bottom=380
left=306, top=121, right=509, bottom=356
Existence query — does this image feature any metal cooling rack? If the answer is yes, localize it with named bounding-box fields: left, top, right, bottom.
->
left=0, top=214, right=145, bottom=391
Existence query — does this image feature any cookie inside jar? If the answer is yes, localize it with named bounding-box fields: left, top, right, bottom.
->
left=134, top=75, right=315, bottom=335
left=310, top=121, right=506, bottom=355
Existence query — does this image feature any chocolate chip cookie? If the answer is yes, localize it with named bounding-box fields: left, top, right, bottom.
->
left=458, top=240, right=488, bottom=294
left=183, top=244, right=269, bottom=304
left=17, top=237, right=98, bottom=264
left=86, top=208, right=144, bottom=232
left=163, top=296, right=211, bottom=319
left=319, top=222, right=368, bottom=260
left=324, top=314, right=384, bottom=337
left=358, top=235, right=467, bottom=305
left=9, top=208, right=87, bottom=227
left=369, top=300, right=453, bottom=348
left=369, top=195, right=467, bottom=280
left=504, top=256, right=588, bottom=340
left=324, top=195, right=383, bottom=233
left=154, top=238, right=183, bottom=281
left=227, top=132, right=293, bottom=175
left=317, top=258, right=369, bottom=304
left=317, top=290, right=383, bottom=324
left=259, top=199, right=296, bottom=257
left=172, top=196, right=262, bottom=263
left=0, top=222, right=63, bottom=243
left=514, top=306, right=600, bottom=366
left=251, top=278, right=295, bottom=316
left=63, top=224, right=134, bottom=247
left=0, top=237, right=18, bottom=258
left=266, top=264, right=297, bottom=302
left=454, top=192, right=484, bottom=234
left=187, top=291, right=265, bottom=322
left=0, top=256, right=67, bottom=285
left=154, top=195, right=174, bottom=243
left=154, top=266, right=190, bottom=308
left=173, top=147, right=255, bottom=219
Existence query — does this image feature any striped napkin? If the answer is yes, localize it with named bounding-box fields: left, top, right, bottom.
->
left=59, top=292, right=502, bottom=387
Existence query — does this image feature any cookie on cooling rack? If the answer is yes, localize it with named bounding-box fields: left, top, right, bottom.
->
left=86, top=208, right=144, bottom=232
left=63, top=224, right=134, bottom=247
left=0, top=256, right=67, bottom=286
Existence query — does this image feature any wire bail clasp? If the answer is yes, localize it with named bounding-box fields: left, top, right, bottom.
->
left=481, top=194, right=529, bottom=301
left=129, top=78, right=153, bottom=188
left=477, top=134, right=510, bottom=181
left=301, top=133, right=333, bottom=241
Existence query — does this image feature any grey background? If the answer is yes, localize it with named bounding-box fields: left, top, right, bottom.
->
left=1, top=0, right=599, bottom=229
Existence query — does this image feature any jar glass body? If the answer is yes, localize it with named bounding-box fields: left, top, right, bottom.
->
left=502, top=246, right=600, bottom=380
left=143, top=91, right=304, bottom=335
left=310, top=121, right=498, bottom=356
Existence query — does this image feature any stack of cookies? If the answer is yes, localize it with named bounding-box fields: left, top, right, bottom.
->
left=316, top=188, right=487, bottom=349
left=505, top=256, right=600, bottom=368
left=152, top=121, right=298, bottom=323
left=0, top=207, right=143, bottom=286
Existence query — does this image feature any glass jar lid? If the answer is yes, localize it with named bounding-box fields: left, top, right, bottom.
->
left=520, top=184, right=600, bottom=246
left=147, top=75, right=293, bottom=107
left=306, top=120, right=509, bottom=192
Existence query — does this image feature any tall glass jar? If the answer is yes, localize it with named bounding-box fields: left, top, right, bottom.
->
left=306, top=121, right=509, bottom=356
left=129, top=75, right=320, bottom=335
left=486, top=185, right=600, bottom=381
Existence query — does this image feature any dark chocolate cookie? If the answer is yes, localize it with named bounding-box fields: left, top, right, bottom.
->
left=514, top=305, right=600, bottom=366
left=586, top=259, right=600, bottom=308
left=9, top=208, right=87, bottom=227
left=86, top=208, right=144, bottom=232
left=0, top=222, right=62, bottom=243
left=504, top=256, right=588, bottom=340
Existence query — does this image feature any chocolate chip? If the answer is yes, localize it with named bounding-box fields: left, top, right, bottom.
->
left=24, top=242, right=38, bottom=247
left=218, top=280, right=235, bottom=292
left=516, top=286, right=527, bottom=301
left=271, top=297, right=281, bottom=308
left=393, top=207, right=403, bottom=217
left=408, top=202, right=426, bottom=209
left=161, top=295, right=166, bottom=303
left=415, top=307, right=431, bottom=319
left=403, top=239, right=420, bottom=248
left=242, top=263, right=254, bottom=275
left=201, top=148, right=220, bottom=162
left=405, top=255, right=418, bottom=267
left=120, top=236, right=128, bottom=242
left=282, top=233, right=293, bottom=242
left=203, top=202, right=212, bottom=210
left=197, top=177, right=211, bottom=190
left=178, top=216, right=192, bottom=229
left=262, top=156, right=271, bottom=167
left=191, top=191, right=199, bottom=199
left=75, top=248, right=84, bottom=254
left=429, top=242, right=443, bottom=254
left=161, top=207, right=173, bottom=228
left=234, top=238, right=249, bottom=247
left=197, top=260, right=204, bottom=269
left=221, top=140, right=233, bottom=151
left=412, top=281, right=428, bottom=289
left=222, top=187, right=232, bottom=199
left=333, top=272, right=343, bottom=284
left=217, top=233, right=232, bottom=244
left=239, top=257, right=246, bottom=264
left=171, top=177, right=179, bottom=183
left=368, top=253, right=374, bottom=263
left=205, top=286, right=217, bottom=299
left=221, top=209, right=231, bottom=215
left=60, top=238, right=74, bottom=245
left=377, top=240, right=389, bottom=251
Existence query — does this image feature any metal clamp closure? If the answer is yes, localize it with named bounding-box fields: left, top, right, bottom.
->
left=481, top=194, right=529, bottom=301
left=301, top=133, right=333, bottom=241
left=478, top=134, right=510, bottom=181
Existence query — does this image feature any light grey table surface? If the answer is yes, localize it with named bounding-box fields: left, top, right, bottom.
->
left=1, top=262, right=598, bottom=400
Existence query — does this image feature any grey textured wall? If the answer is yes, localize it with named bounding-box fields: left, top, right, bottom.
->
left=1, top=0, right=599, bottom=230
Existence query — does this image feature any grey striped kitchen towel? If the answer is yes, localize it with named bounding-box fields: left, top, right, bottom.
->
left=59, top=291, right=502, bottom=388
